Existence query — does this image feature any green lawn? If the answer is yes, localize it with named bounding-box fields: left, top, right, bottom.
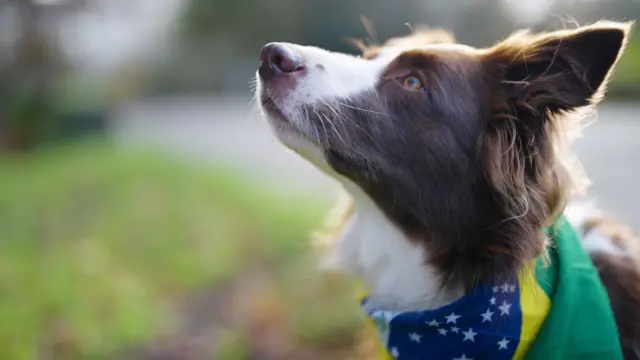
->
left=0, top=140, right=363, bottom=360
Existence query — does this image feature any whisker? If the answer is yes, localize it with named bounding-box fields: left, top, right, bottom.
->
left=319, top=99, right=377, bottom=141
left=319, top=80, right=388, bottom=116
left=319, top=111, right=349, bottom=150
left=313, top=109, right=330, bottom=147
left=332, top=100, right=388, bottom=116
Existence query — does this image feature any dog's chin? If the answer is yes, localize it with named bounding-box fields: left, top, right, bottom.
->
left=259, top=94, right=290, bottom=126
left=259, top=99, right=338, bottom=177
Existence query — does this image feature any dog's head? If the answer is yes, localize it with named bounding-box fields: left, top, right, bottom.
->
left=255, top=22, right=631, bottom=289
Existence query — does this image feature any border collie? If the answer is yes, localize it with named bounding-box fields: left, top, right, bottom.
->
left=254, top=21, right=640, bottom=360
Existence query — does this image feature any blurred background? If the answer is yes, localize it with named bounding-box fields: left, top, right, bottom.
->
left=1, top=0, right=639, bottom=359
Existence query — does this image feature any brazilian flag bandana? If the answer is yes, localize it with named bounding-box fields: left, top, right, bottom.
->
left=362, top=216, right=623, bottom=360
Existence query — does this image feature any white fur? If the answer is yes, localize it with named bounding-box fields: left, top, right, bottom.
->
left=582, top=229, right=626, bottom=255
left=257, top=43, right=469, bottom=312
left=565, top=200, right=626, bottom=255
left=564, top=200, right=601, bottom=228
left=257, top=43, right=393, bottom=143
left=281, top=43, right=391, bottom=102
left=329, top=182, right=463, bottom=312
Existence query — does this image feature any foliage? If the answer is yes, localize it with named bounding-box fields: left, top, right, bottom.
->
left=164, top=0, right=640, bottom=97
left=609, top=36, right=640, bottom=97
left=0, top=1, right=109, bottom=152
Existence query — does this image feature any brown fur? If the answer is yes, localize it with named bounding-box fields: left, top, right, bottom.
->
left=319, top=24, right=640, bottom=359
left=577, top=214, right=640, bottom=359
left=588, top=218, right=640, bottom=359
left=593, top=250, right=640, bottom=359
left=325, top=22, right=629, bottom=290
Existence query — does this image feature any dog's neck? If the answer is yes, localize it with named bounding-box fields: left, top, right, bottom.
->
left=327, top=183, right=463, bottom=312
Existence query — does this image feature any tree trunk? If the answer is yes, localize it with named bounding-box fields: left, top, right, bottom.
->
left=0, top=0, right=63, bottom=153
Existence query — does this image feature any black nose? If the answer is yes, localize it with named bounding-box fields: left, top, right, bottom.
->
left=259, top=43, right=303, bottom=80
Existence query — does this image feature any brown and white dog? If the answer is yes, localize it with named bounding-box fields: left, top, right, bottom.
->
left=254, top=21, right=640, bottom=358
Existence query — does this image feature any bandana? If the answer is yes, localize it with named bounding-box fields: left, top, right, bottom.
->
left=362, top=216, right=623, bottom=360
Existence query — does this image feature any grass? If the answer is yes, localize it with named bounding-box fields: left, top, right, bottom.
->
left=0, top=139, right=363, bottom=360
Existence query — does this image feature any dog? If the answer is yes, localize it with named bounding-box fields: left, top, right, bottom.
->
left=254, top=21, right=640, bottom=359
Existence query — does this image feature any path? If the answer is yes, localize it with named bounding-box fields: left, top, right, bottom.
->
left=111, top=95, right=640, bottom=229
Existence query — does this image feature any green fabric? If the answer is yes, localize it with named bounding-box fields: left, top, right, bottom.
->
left=525, top=216, right=623, bottom=360
left=534, top=243, right=557, bottom=298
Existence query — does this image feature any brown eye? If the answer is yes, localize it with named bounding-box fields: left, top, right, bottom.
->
left=403, top=76, right=423, bottom=90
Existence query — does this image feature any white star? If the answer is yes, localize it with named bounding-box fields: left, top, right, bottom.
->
left=391, top=347, right=400, bottom=358
left=452, top=353, right=473, bottom=360
left=450, top=326, right=460, bottom=334
left=445, top=312, right=461, bottom=324
left=489, top=296, right=497, bottom=305
left=498, top=337, right=510, bottom=350
left=426, top=319, right=441, bottom=327
left=462, top=328, right=477, bottom=342
left=409, top=332, right=422, bottom=343
left=481, top=308, right=494, bottom=322
left=492, top=285, right=499, bottom=293
left=438, top=328, right=449, bottom=336
left=508, top=284, right=516, bottom=293
left=501, top=283, right=511, bottom=293
left=498, top=300, right=512, bottom=316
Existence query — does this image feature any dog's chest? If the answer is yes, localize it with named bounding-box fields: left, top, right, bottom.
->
left=327, top=186, right=459, bottom=311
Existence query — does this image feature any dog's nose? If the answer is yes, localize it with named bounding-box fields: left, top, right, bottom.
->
left=259, top=43, right=303, bottom=80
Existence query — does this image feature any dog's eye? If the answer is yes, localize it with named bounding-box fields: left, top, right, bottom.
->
left=403, top=76, right=423, bottom=90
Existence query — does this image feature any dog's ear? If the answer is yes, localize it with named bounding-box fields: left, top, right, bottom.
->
left=476, top=22, right=632, bottom=269
left=480, top=21, right=632, bottom=210
left=486, top=21, right=632, bottom=114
